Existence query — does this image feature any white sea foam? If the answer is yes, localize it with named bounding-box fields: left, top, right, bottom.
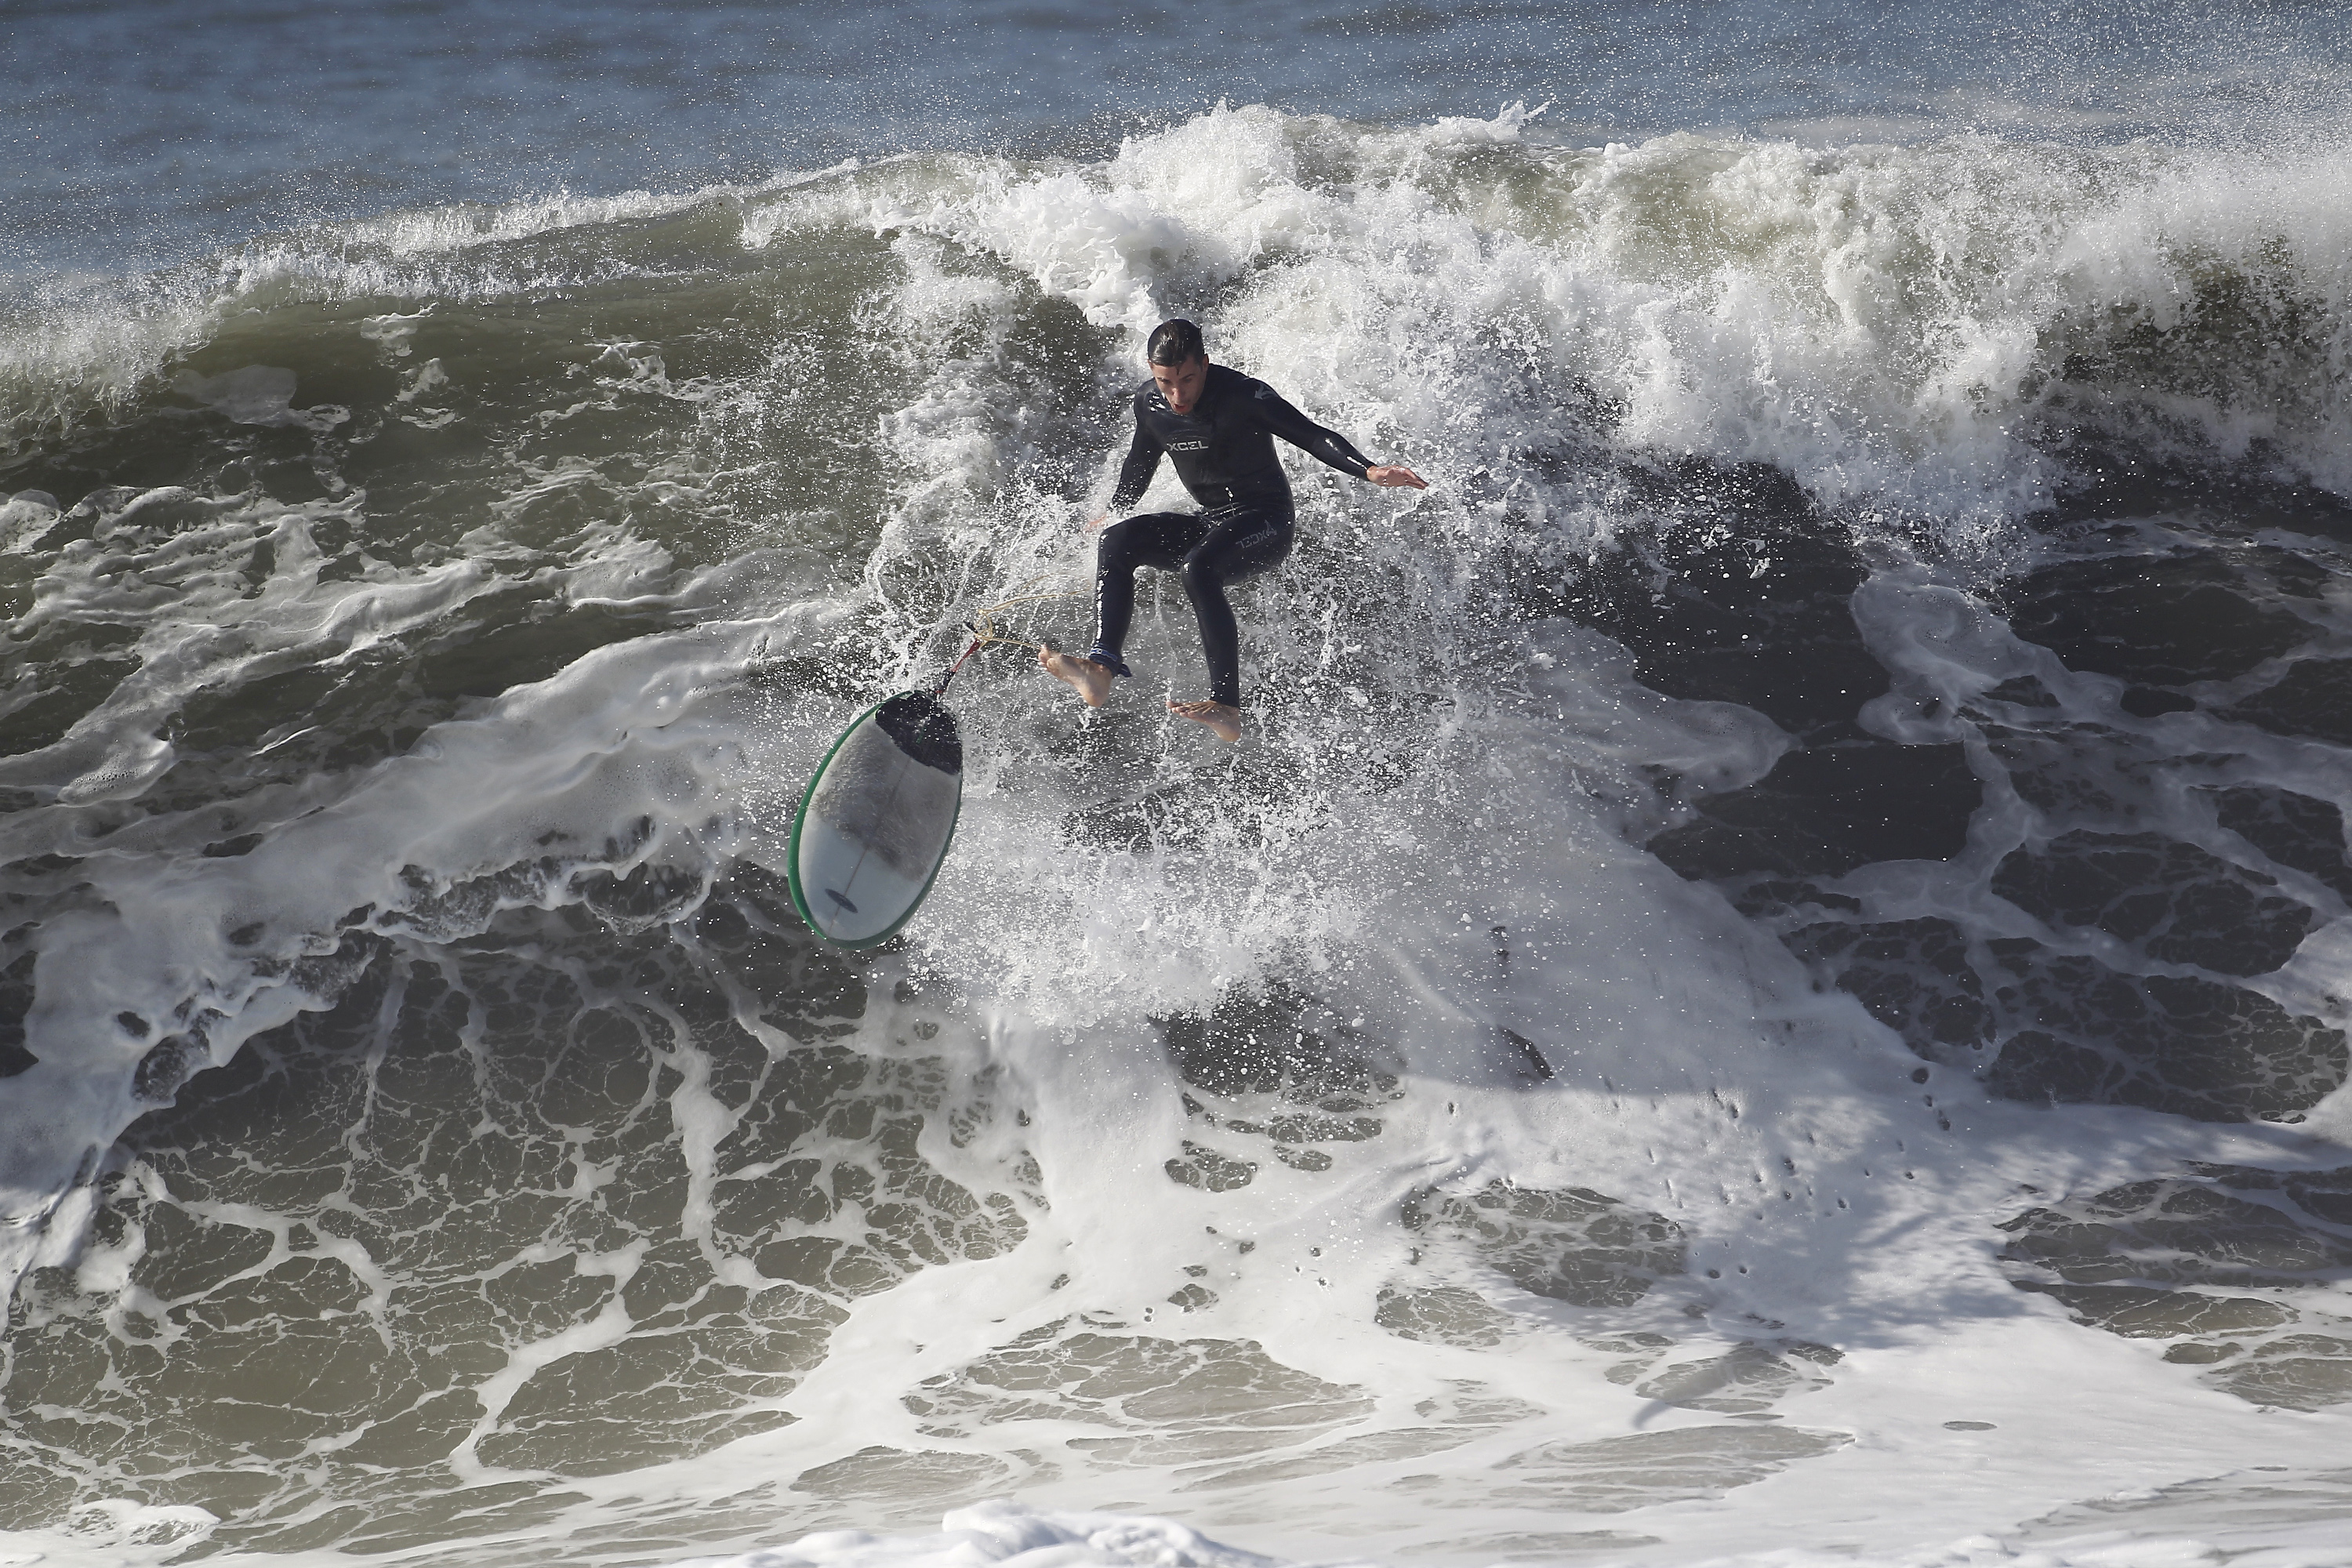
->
left=19, top=561, right=2343, bottom=1564
left=842, top=105, right=2352, bottom=532
left=663, top=1501, right=2352, bottom=1568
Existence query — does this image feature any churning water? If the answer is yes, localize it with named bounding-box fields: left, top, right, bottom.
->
left=5, top=5, right=2352, bottom=1568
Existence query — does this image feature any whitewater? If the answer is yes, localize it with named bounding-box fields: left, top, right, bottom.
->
left=5, top=53, right=2352, bottom=1568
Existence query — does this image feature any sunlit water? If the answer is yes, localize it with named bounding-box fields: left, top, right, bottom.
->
left=5, top=5, right=2352, bottom=1568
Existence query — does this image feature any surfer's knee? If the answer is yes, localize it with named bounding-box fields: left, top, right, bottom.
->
left=1094, top=517, right=1135, bottom=568
left=1179, top=554, right=1225, bottom=603
left=1100, top=514, right=1154, bottom=552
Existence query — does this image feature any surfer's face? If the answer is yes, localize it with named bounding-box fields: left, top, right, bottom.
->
left=1151, top=353, right=1208, bottom=415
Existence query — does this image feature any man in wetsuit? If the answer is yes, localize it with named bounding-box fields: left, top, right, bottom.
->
left=1040, top=318, right=1427, bottom=742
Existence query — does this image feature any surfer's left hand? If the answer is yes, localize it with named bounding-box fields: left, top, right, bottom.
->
left=1366, top=466, right=1428, bottom=488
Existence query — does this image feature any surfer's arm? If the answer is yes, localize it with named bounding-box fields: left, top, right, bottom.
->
left=1247, top=380, right=1421, bottom=485
left=1109, top=421, right=1163, bottom=513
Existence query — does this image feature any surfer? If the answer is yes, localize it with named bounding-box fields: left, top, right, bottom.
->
left=1039, top=318, right=1426, bottom=742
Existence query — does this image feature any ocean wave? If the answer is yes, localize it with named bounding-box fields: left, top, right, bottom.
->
left=9, top=107, right=2350, bottom=524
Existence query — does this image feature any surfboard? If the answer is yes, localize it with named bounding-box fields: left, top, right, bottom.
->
left=787, top=691, right=964, bottom=948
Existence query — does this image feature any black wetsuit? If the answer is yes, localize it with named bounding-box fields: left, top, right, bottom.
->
left=1090, top=364, right=1375, bottom=708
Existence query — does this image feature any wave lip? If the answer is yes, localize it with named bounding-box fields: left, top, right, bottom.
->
left=849, top=105, right=2352, bottom=525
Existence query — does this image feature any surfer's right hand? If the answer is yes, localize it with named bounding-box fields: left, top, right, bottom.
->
left=1085, top=514, right=1109, bottom=532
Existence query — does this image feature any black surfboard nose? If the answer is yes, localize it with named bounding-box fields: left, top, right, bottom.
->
left=876, top=691, right=964, bottom=773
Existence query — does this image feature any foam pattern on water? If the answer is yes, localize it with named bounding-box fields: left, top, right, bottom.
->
left=5, top=105, right=2352, bottom=1568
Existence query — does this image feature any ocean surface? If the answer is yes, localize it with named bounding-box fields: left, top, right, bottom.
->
left=5, top=4, right=2352, bottom=1567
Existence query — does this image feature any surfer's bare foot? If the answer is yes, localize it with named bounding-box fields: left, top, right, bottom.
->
left=1039, top=644, right=1114, bottom=707
left=1168, top=699, right=1243, bottom=743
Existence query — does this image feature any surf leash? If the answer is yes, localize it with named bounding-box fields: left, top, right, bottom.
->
left=929, top=625, right=985, bottom=697
left=965, top=574, right=1091, bottom=654
left=922, top=574, right=1091, bottom=696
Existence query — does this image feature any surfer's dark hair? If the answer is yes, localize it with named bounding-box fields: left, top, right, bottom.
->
left=1146, top=318, right=1205, bottom=365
